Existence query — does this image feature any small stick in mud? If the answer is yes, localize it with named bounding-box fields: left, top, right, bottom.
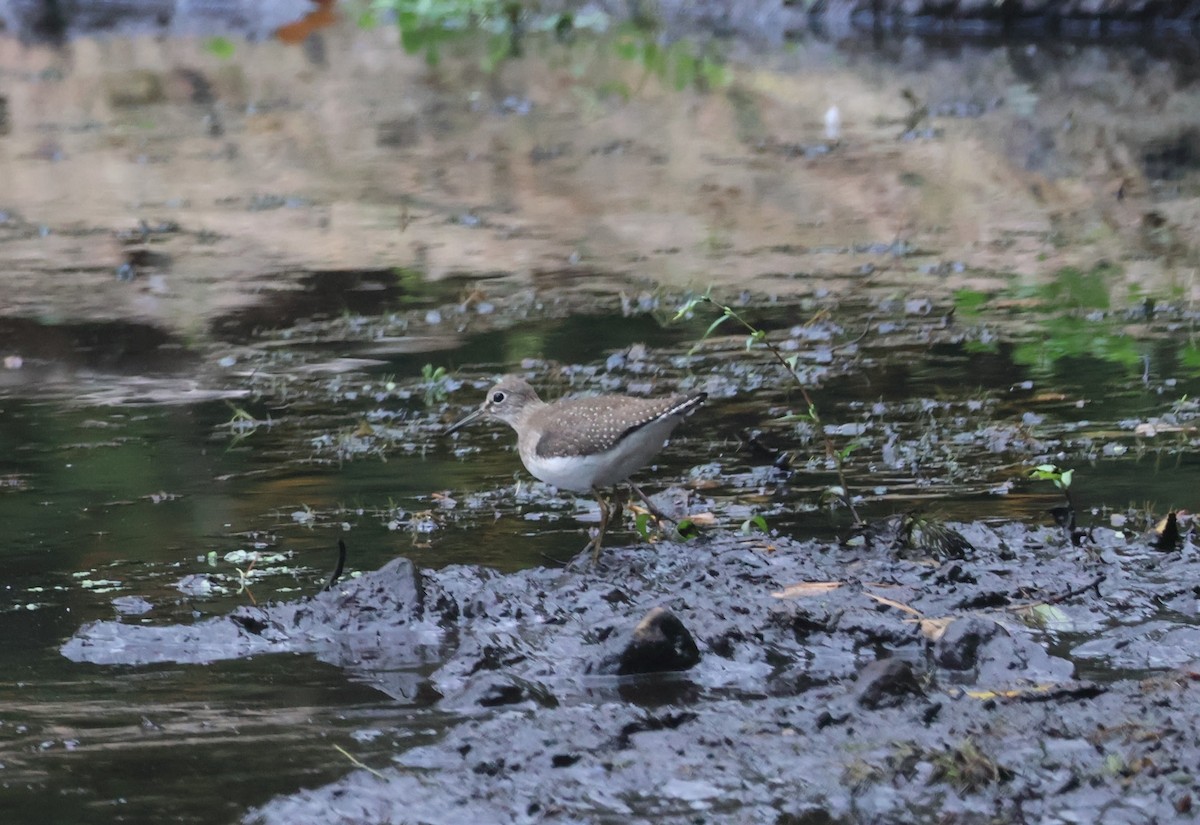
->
left=628, top=481, right=678, bottom=525
left=324, top=539, right=348, bottom=592
left=1011, top=574, right=1106, bottom=610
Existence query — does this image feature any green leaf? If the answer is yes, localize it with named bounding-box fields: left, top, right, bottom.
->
left=204, top=36, right=236, bottom=59
left=400, top=26, right=425, bottom=54
left=700, top=60, right=731, bottom=88
left=1030, top=464, right=1073, bottom=491
left=954, top=288, right=989, bottom=317
left=745, top=329, right=767, bottom=350
left=676, top=518, right=700, bottom=541
left=673, top=51, right=695, bottom=91
left=595, top=81, right=632, bottom=101
left=1181, top=346, right=1200, bottom=370
left=740, top=515, right=769, bottom=535
left=673, top=296, right=702, bottom=321
left=702, top=312, right=731, bottom=340
left=614, top=38, right=638, bottom=61
left=643, top=41, right=661, bottom=74
left=482, top=33, right=510, bottom=72
left=1039, top=265, right=1113, bottom=310
left=1030, top=604, right=1070, bottom=629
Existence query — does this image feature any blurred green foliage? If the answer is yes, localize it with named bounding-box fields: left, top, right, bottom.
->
left=366, top=0, right=730, bottom=90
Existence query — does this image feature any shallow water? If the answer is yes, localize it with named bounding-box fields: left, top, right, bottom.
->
left=1, top=6, right=1200, bottom=822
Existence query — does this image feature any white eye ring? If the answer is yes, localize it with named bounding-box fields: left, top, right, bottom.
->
left=491, top=391, right=506, bottom=403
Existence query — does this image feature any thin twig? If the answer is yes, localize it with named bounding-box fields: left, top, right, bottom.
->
left=333, top=744, right=387, bottom=780
left=1007, top=574, right=1106, bottom=611
left=707, top=298, right=862, bottom=525
left=833, top=314, right=874, bottom=351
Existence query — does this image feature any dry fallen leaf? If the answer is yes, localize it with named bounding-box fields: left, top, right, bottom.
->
left=771, top=581, right=842, bottom=599
left=864, top=591, right=923, bottom=617
left=965, top=684, right=1056, bottom=701
left=916, top=616, right=954, bottom=641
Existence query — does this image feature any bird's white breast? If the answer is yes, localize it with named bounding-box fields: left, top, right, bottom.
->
left=521, top=415, right=681, bottom=492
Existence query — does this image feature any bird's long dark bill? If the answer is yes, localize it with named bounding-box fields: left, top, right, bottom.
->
left=444, top=407, right=485, bottom=436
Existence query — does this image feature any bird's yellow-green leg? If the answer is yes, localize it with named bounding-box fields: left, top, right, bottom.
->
left=588, top=486, right=611, bottom=564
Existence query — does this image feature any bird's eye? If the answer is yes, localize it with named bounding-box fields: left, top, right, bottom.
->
left=491, top=391, right=506, bottom=404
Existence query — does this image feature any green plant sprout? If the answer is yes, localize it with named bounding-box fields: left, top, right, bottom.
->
left=674, top=290, right=862, bottom=525
left=421, top=363, right=451, bottom=404
left=1030, top=463, right=1084, bottom=545
left=1030, top=463, right=1073, bottom=492
left=224, top=402, right=265, bottom=446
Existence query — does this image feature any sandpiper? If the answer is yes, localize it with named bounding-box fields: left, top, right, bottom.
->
left=445, top=376, right=707, bottom=561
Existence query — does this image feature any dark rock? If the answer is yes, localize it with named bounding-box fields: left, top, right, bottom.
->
left=774, top=807, right=843, bottom=825
left=442, top=674, right=559, bottom=713
left=111, top=595, right=153, bottom=615
left=591, top=606, right=701, bottom=676
left=855, top=658, right=924, bottom=709
left=768, top=600, right=840, bottom=637
left=815, top=709, right=850, bottom=729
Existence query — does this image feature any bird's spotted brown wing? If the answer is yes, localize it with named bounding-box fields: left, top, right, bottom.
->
left=533, top=393, right=705, bottom=459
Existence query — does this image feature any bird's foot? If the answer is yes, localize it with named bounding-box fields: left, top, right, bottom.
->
left=563, top=529, right=604, bottom=571
left=588, top=525, right=607, bottom=564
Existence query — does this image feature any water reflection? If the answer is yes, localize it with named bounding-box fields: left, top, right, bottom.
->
left=0, top=6, right=1199, bottom=823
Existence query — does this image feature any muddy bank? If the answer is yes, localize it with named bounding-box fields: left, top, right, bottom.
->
left=63, top=519, right=1200, bottom=821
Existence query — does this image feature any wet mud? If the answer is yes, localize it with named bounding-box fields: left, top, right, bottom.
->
left=63, top=520, right=1200, bottom=823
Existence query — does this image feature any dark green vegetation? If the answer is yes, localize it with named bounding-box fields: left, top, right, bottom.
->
left=363, top=0, right=730, bottom=92
left=955, top=262, right=1200, bottom=371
